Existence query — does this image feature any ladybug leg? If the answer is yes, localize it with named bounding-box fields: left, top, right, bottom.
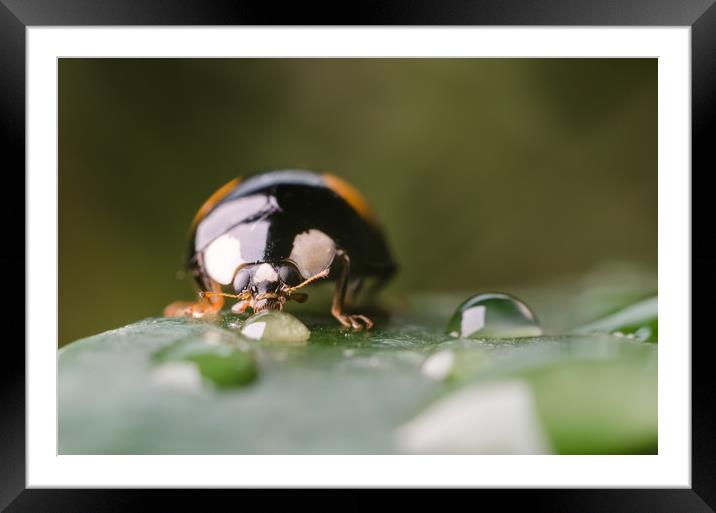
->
left=163, top=295, right=224, bottom=318
left=331, top=250, right=374, bottom=331
left=163, top=282, right=225, bottom=318
left=164, top=300, right=195, bottom=317
left=190, top=294, right=225, bottom=318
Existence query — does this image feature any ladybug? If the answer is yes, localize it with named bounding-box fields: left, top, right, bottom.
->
left=164, top=169, right=397, bottom=330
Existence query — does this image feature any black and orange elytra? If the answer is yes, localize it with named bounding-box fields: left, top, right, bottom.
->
left=165, top=169, right=397, bottom=331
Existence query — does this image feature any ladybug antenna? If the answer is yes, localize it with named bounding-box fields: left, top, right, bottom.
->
left=199, top=291, right=251, bottom=301
left=285, top=269, right=330, bottom=294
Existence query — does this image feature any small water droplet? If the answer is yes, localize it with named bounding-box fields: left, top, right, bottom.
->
left=220, top=313, right=247, bottom=331
left=183, top=350, right=258, bottom=389
left=152, top=338, right=258, bottom=389
left=633, top=326, right=652, bottom=341
left=240, top=311, right=310, bottom=344
left=576, top=296, right=657, bottom=343
left=446, top=292, right=542, bottom=339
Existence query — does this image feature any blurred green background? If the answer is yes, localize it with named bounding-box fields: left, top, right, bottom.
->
left=59, top=58, right=656, bottom=347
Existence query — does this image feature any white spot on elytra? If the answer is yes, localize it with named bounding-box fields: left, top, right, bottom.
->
left=253, top=263, right=278, bottom=283
left=203, top=233, right=245, bottom=285
left=289, top=229, right=336, bottom=279
left=195, top=195, right=271, bottom=249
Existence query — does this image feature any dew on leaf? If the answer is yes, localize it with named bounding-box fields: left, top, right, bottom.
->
left=446, top=292, right=543, bottom=339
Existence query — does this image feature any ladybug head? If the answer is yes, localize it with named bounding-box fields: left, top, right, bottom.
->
left=228, top=262, right=322, bottom=314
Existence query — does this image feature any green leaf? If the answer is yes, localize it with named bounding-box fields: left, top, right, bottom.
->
left=59, top=293, right=657, bottom=455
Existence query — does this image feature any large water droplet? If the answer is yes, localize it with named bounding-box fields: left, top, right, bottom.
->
left=446, top=292, right=542, bottom=339
left=241, top=311, right=310, bottom=344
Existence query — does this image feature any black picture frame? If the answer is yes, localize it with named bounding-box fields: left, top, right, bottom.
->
left=2, top=0, right=711, bottom=509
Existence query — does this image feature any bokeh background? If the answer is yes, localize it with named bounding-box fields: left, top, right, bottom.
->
left=59, top=58, right=656, bottom=347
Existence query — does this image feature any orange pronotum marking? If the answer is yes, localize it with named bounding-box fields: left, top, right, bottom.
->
left=323, top=173, right=377, bottom=224
left=191, top=177, right=242, bottom=227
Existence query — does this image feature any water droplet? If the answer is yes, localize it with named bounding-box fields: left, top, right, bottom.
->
left=152, top=338, right=258, bottom=389
left=183, top=350, right=258, bottom=389
left=422, top=350, right=455, bottom=381
left=240, top=311, right=310, bottom=344
left=576, top=296, right=657, bottom=343
left=633, top=326, right=652, bottom=341
left=220, top=313, right=246, bottom=331
left=446, top=292, right=542, bottom=339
